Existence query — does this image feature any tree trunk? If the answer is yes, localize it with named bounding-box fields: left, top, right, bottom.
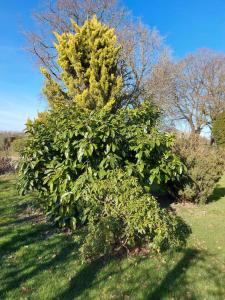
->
left=210, top=136, right=215, bottom=145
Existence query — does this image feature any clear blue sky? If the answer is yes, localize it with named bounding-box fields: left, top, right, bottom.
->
left=1, top=0, right=225, bottom=131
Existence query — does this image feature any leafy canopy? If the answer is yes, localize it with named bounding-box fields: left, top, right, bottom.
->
left=20, top=104, right=184, bottom=198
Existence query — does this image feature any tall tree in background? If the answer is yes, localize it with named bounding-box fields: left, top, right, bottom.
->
left=26, top=0, right=167, bottom=106
left=148, top=49, right=225, bottom=138
left=42, top=16, right=123, bottom=110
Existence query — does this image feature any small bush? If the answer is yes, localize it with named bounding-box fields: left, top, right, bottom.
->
left=173, top=134, right=225, bottom=204
left=0, top=157, right=14, bottom=175
left=11, top=137, right=27, bottom=155
left=79, top=171, right=190, bottom=260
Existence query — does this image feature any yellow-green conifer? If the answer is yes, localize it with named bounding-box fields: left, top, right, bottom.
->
left=41, top=16, right=123, bottom=111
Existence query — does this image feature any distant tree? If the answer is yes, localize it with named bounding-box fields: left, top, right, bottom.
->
left=147, top=49, right=225, bottom=138
left=3, top=136, right=16, bottom=154
left=212, top=110, right=225, bottom=146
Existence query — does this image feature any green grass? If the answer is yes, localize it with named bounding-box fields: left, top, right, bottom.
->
left=0, top=174, right=225, bottom=300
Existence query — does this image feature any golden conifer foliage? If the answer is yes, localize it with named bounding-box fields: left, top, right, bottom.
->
left=41, top=16, right=123, bottom=111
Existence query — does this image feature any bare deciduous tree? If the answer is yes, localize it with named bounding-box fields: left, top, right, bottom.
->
left=148, top=49, right=225, bottom=137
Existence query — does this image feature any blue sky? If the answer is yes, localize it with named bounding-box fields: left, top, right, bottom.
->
left=0, top=1, right=45, bottom=131
left=124, top=0, right=225, bottom=58
left=1, top=0, right=225, bottom=131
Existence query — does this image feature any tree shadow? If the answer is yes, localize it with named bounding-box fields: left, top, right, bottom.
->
left=0, top=238, right=77, bottom=297
left=53, top=258, right=107, bottom=300
left=207, top=184, right=225, bottom=203
left=146, top=248, right=225, bottom=300
left=146, top=248, right=199, bottom=299
left=0, top=222, right=53, bottom=258
left=0, top=214, right=44, bottom=227
left=0, top=195, right=42, bottom=228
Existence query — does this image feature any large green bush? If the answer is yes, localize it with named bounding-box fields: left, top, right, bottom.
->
left=19, top=103, right=184, bottom=213
left=19, top=103, right=189, bottom=258
left=173, top=134, right=225, bottom=204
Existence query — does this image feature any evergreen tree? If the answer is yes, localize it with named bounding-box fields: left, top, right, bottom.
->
left=41, top=16, right=123, bottom=111
left=212, top=110, right=225, bottom=146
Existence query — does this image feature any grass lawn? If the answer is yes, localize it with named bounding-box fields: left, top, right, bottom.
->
left=0, top=174, right=225, bottom=300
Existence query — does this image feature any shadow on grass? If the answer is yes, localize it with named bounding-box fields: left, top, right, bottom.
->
left=0, top=195, right=41, bottom=227
left=0, top=239, right=76, bottom=298
left=207, top=185, right=225, bottom=203
left=1, top=222, right=224, bottom=300
left=52, top=247, right=225, bottom=300
left=146, top=248, right=225, bottom=300
left=0, top=214, right=44, bottom=227
left=53, top=258, right=107, bottom=300
left=0, top=222, right=52, bottom=258
left=147, top=248, right=199, bottom=299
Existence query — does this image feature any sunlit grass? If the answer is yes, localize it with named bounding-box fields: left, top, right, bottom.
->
left=0, top=174, right=225, bottom=299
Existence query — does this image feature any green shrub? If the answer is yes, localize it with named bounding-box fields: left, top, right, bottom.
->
left=212, top=110, right=225, bottom=146
left=79, top=171, right=191, bottom=260
left=11, top=137, right=27, bottom=155
left=19, top=103, right=189, bottom=259
left=19, top=103, right=184, bottom=212
left=173, top=134, right=225, bottom=204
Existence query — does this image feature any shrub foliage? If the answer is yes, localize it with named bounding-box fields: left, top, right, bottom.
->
left=80, top=171, right=190, bottom=260
left=173, top=135, right=225, bottom=204
left=19, top=104, right=190, bottom=258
